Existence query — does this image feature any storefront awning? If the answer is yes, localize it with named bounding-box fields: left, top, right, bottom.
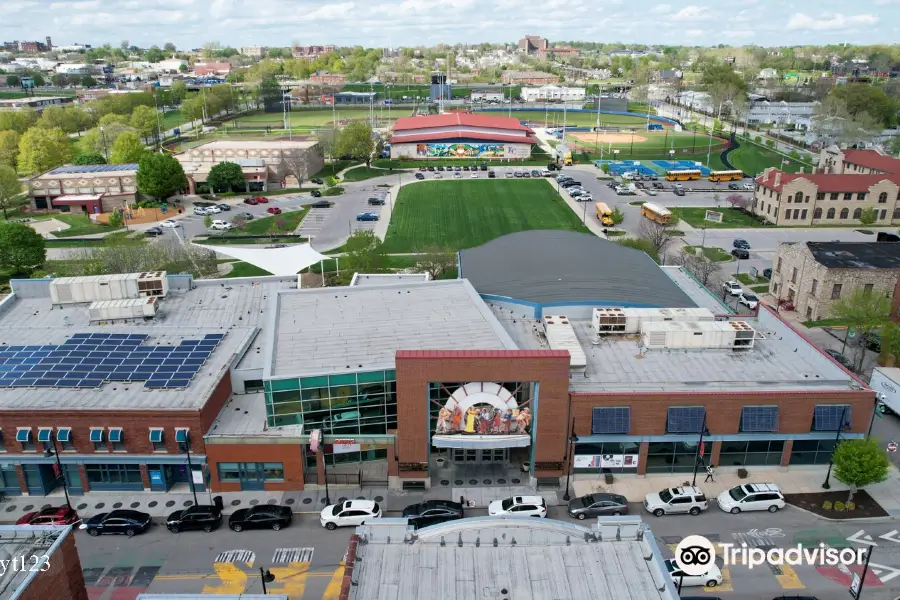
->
left=432, top=434, right=531, bottom=449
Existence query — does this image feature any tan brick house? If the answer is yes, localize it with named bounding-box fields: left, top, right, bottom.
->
left=819, top=145, right=900, bottom=175
left=770, top=241, right=900, bottom=320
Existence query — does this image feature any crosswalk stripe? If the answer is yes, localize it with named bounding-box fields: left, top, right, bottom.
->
left=272, top=548, right=314, bottom=564
left=214, top=550, right=255, bottom=565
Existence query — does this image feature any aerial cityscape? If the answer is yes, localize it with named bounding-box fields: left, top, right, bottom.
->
left=3, top=5, right=900, bottom=600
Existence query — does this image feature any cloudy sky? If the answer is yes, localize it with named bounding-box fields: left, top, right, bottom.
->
left=2, top=0, right=897, bottom=48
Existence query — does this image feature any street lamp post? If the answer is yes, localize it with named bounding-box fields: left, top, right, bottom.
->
left=259, top=567, right=275, bottom=594
left=822, top=406, right=849, bottom=489
left=562, top=418, right=578, bottom=502
left=182, top=431, right=200, bottom=506
left=45, top=434, right=71, bottom=510
left=691, top=413, right=709, bottom=487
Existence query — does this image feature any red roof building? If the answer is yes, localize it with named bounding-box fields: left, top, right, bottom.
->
left=390, top=113, right=538, bottom=161
left=819, top=145, right=900, bottom=176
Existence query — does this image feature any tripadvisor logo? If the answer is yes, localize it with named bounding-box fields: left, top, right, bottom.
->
left=675, top=534, right=867, bottom=571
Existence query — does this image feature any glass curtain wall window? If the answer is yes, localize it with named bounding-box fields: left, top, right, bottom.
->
left=572, top=442, right=641, bottom=473
left=718, top=440, right=784, bottom=467
left=645, top=442, right=699, bottom=473
left=789, top=439, right=837, bottom=465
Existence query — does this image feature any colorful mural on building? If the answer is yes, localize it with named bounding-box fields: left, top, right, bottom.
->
left=416, top=143, right=506, bottom=158
left=433, top=382, right=532, bottom=436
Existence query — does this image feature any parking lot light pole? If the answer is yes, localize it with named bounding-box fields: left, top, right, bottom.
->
left=562, top=418, right=578, bottom=502
left=822, top=405, right=848, bottom=490
left=182, top=432, right=200, bottom=506
left=45, top=434, right=71, bottom=510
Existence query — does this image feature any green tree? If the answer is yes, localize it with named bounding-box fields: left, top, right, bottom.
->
left=16, top=127, right=71, bottom=175
left=206, top=161, right=244, bottom=193
left=256, top=78, right=282, bottom=110
left=77, top=124, right=134, bottom=157
left=81, top=75, right=96, bottom=88
left=136, top=153, right=187, bottom=200
left=99, top=113, right=129, bottom=127
left=615, top=236, right=660, bottom=263
left=829, top=84, right=898, bottom=127
left=72, top=152, right=106, bottom=165
left=833, top=437, right=891, bottom=503
left=109, top=131, right=146, bottom=163
left=335, top=122, right=375, bottom=167
left=0, top=222, right=45, bottom=273
left=181, top=96, right=205, bottom=124
left=38, top=106, right=78, bottom=133
left=144, top=46, right=165, bottom=63
left=0, top=131, right=19, bottom=168
left=163, top=42, right=177, bottom=53
left=106, top=210, right=124, bottom=229
left=343, top=230, right=385, bottom=275
left=858, top=207, right=878, bottom=226
left=171, top=79, right=187, bottom=104
left=203, top=214, right=212, bottom=229
left=5, top=75, right=19, bottom=87
left=0, top=111, right=38, bottom=134
left=611, top=207, right=625, bottom=224
left=0, top=165, right=21, bottom=219
left=831, top=288, right=891, bottom=372
left=51, top=73, right=69, bottom=88
left=231, top=215, right=246, bottom=230
left=130, top=105, right=158, bottom=143
left=415, top=246, right=456, bottom=279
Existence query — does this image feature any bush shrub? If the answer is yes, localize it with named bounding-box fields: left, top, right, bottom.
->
left=789, top=150, right=801, bottom=159
left=765, top=139, right=775, bottom=148
left=822, top=501, right=833, bottom=510
left=754, top=136, right=762, bottom=143
left=834, top=501, right=846, bottom=511
left=846, top=501, right=856, bottom=511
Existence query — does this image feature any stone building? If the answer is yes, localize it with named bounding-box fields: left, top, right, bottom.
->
left=770, top=241, right=900, bottom=320
left=819, top=145, right=900, bottom=175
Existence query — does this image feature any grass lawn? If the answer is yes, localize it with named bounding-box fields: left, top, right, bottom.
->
left=735, top=273, right=769, bottom=286
left=49, top=214, right=123, bottom=238
left=322, top=186, right=344, bottom=196
left=222, top=207, right=308, bottom=236
left=231, top=108, right=412, bottom=127
left=312, top=160, right=359, bottom=179
left=382, top=179, right=590, bottom=252
left=222, top=262, right=273, bottom=278
left=670, top=207, right=770, bottom=229
left=159, top=108, right=189, bottom=131
left=491, top=110, right=658, bottom=128
left=683, top=246, right=732, bottom=262
left=729, top=141, right=813, bottom=176
left=44, top=231, right=141, bottom=247
left=341, top=167, right=392, bottom=183
left=750, top=284, right=770, bottom=293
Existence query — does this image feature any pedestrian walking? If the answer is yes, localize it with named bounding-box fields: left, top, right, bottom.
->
left=704, top=464, right=716, bottom=483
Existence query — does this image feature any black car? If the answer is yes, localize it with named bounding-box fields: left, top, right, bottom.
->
left=235, top=211, right=254, bottom=221
left=427, top=166, right=435, bottom=171
left=216, top=203, right=231, bottom=211
left=311, top=178, right=324, bottom=184
left=419, top=166, right=427, bottom=171
left=437, top=166, right=445, bottom=171
left=825, top=349, right=852, bottom=369
left=728, top=182, right=740, bottom=190
left=368, top=197, right=385, bottom=206
left=652, top=181, right=664, bottom=189
left=144, top=227, right=163, bottom=237
left=311, top=200, right=332, bottom=208
left=228, top=504, right=293, bottom=532
left=673, top=187, right=685, bottom=196
left=401, top=500, right=464, bottom=529
left=488, top=170, right=496, bottom=178
left=463, top=165, right=470, bottom=171
left=731, top=248, right=750, bottom=259
left=480, top=164, right=487, bottom=171
left=81, top=510, right=152, bottom=537
left=311, top=190, right=322, bottom=198
left=567, top=493, right=629, bottom=520
left=762, top=268, right=772, bottom=279
left=649, top=175, right=659, bottom=180
left=166, top=505, right=222, bottom=533
left=415, top=173, right=425, bottom=180
left=547, top=162, right=558, bottom=171
left=607, top=181, right=618, bottom=188
left=570, top=181, right=582, bottom=187
left=733, top=239, right=751, bottom=250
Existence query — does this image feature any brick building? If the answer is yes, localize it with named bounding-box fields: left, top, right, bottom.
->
left=309, top=71, right=346, bottom=85
left=390, top=113, right=538, bottom=161
left=501, top=71, right=560, bottom=85
left=292, top=45, right=336, bottom=59
left=0, top=525, right=87, bottom=600
left=770, top=241, right=900, bottom=320
left=518, top=35, right=549, bottom=55
left=192, top=61, right=231, bottom=76
left=28, top=164, right=140, bottom=210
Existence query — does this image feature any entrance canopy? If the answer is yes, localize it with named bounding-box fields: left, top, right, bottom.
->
left=192, top=243, right=327, bottom=276
left=432, top=434, right=532, bottom=449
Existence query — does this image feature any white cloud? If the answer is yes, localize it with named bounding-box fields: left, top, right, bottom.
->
left=786, top=12, right=878, bottom=31
left=651, top=3, right=672, bottom=12
left=685, top=29, right=705, bottom=37
left=874, top=0, right=898, bottom=5
left=671, top=5, right=712, bottom=21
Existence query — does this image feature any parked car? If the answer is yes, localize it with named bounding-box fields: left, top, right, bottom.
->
left=645, top=189, right=658, bottom=196
left=210, top=220, right=232, bottom=230
left=255, top=196, right=269, bottom=204
left=731, top=248, right=750, bottom=259
left=356, top=212, right=379, bottom=221
left=665, top=559, right=723, bottom=588
left=607, top=181, right=618, bottom=188
left=368, top=197, right=385, bottom=206
left=742, top=182, right=755, bottom=190
left=166, top=505, right=222, bottom=533
left=454, top=172, right=462, bottom=179
left=567, top=493, right=628, bottom=520
left=643, top=486, right=708, bottom=516
left=728, top=182, right=740, bottom=190
left=419, top=166, right=427, bottom=171
left=480, top=164, right=487, bottom=171
left=437, top=166, right=445, bottom=171
left=733, top=239, right=751, bottom=250
left=215, top=204, right=231, bottom=211
left=463, top=165, right=469, bottom=171
left=470, top=172, right=478, bottom=178
left=530, top=170, right=540, bottom=177
left=649, top=175, right=659, bottom=180
left=311, top=190, right=322, bottom=197
left=739, top=292, right=759, bottom=309
left=234, top=212, right=254, bottom=221
left=17, top=506, right=79, bottom=526
left=427, top=166, right=435, bottom=172
left=723, top=280, right=743, bottom=296
left=762, top=268, right=772, bottom=279
left=569, top=189, right=585, bottom=197
left=205, top=206, right=221, bottom=214
left=454, top=166, right=461, bottom=172
left=488, top=170, right=496, bottom=178
left=673, top=187, right=686, bottom=196
left=144, top=227, right=164, bottom=237
left=193, top=207, right=209, bottom=216
left=434, top=172, right=443, bottom=179
left=652, top=182, right=664, bottom=189
left=488, top=496, right=547, bottom=518
left=81, top=510, right=152, bottom=537
left=401, top=500, right=465, bottom=529
left=825, top=349, right=852, bottom=369
left=415, top=172, right=425, bottom=180
left=320, top=500, right=381, bottom=530
left=228, top=504, right=293, bottom=532
left=717, top=483, right=785, bottom=514
left=243, top=198, right=259, bottom=205
left=311, top=200, right=332, bottom=209
left=160, top=219, right=179, bottom=228
left=505, top=170, right=513, bottom=178
left=311, top=178, right=324, bottom=184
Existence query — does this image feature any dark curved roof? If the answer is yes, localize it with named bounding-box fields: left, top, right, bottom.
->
left=458, top=230, right=696, bottom=307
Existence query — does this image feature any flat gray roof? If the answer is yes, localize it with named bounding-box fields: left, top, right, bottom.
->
left=660, top=266, right=734, bottom=314
left=269, top=280, right=518, bottom=378
left=349, top=516, right=678, bottom=600
left=458, top=230, right=696, bottom=308
left=206, top=392, right=303, bottom=438
left=350, top=273, right=431, bottom=287
left=493, top=305, right=858, bottom=392
left=0, top=525, right=73, bottom=600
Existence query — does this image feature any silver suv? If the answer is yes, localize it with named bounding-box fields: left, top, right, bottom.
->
left=643, top=486, right=709, bottom=517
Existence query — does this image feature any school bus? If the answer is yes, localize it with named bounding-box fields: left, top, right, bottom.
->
left=665, top=169, right=702, bottom=181
left=595, top=202, right=614, bottom=227
left=707, top=169, right=744, bottom=182
left=642, top=202, right=672, bottom=225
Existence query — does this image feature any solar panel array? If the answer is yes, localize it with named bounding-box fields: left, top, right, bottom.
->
left=0, top=333, right=225, bottom=390
left=47, top=164, right=140, bottom=175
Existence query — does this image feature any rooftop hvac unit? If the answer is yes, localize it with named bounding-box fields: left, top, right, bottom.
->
left=592, top=307, right=626, bottom=334
left=593, top=307, right=715, bottom=335
left=137, top=271, right=168, bottom=298
left=641, top=320, right=755, bottom=350
left=543, top=315, right=587, bottom=370
left=88, top=297, right=158, bottom=322
left=50, top=272, right=168, bottom=305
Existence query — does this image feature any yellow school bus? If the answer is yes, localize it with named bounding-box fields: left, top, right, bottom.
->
left=665, top=169, right=702, bottom=181
left=595, top=202, right=613, bottom=227
left=708, top=169, right=744, bottom=182
left=642, top=202, right=671, bottom=225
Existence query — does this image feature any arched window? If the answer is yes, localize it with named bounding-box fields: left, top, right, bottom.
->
left=827, top=208, right=835, bottom=219
left=879, top=192, right=888, bottom=204
left=813, top=208, right=822, bottom=219
left=853, top=208, right=862, bottom=219
left=796, top=192, right=804, bottom=203
left=840, top=208, right=849, bottom=219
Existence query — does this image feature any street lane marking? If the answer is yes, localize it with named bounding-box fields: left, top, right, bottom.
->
left=322, top=562, right=346, bottom=600
left=847, top=530, right=877, bottom=546
left=273, top=548, right=314, bottom=564
left=706, top=567, right=732, bottom=592
left=879, top=530, right=900, bottom=544
left=267, top=562, right=310, bottom=598
left=869, top=563, right=900, bottom=583
left=776, top=565, right=804, bottom=589
left=215, top=550, right=255, bottom=565
left=201, top=562, right=246, bottom=595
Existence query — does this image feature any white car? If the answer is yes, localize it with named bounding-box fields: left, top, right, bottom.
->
left=505, top=170, right=514, bottom=178
left=643, top=486, right=709, bottom=517
left=160, top=219, right=179, bottom=228
left=645, top=189, right=658, bottom=196
left=488, top=496, right=547, bottom=518
left=722, top=280, right=743, bottom=296
left=742, top=182, right=755, bottom=190
left=434, top=172, right=443, bottom=179
left=739, top=292, right=759, bottom=309
left=454, top=172, right=462, bottom=179
left=320, top=499, right=382, bottom=530
left=209, top=220, right=232, bottom=231
left=193, top=207, right=209, bottom=216
left=541, top=169, right=553, bottom=176
left=205, top=206, right=221, bottom=214
left=717, top=483, right=785, bottom=514
left=470, top=172, right=478, bottom=178
left=665, top=559, right=723, bottom=588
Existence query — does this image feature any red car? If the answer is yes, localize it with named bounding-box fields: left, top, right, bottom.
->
left=255, top=196, right=269, bottom=204
left=17, top=506, right=79, bottom=526
left=267, top=207, right=282, bottom=215
left=243, top=198, right=259, bottom=206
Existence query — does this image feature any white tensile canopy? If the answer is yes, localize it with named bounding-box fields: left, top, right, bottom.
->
left=192, top=243, right=328, bottom=276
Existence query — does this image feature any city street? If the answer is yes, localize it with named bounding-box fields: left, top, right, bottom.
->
left=72, top=498, right=900, bottom=600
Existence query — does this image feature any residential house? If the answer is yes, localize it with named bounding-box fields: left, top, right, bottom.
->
left=746, top=100, right=818, bottom=129
left=292, top=45, right=336, bottom=59
left=239, top=46, right=265, bottom=58
left=653, top=69, right=683, bottom=84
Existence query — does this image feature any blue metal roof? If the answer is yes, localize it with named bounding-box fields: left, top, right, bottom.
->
left=47, top=164, right=140, bottom=175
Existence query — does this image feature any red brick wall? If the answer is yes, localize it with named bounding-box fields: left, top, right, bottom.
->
left=199, top=374, right=233, bottom=434
left=206, top=443, right=305, bottom=491
left=891, top=276, right=900, bottom=323
left=395, top=350, right=571, bottom=477
left=18, top=531, right=87, bottom=600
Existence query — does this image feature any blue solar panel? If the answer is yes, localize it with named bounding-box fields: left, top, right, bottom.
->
left=24, top=346, right=42, bottom=352
left=34, top=379, right=58, bottom=387
left=0, top=379, right=12, bottom=388
left=144, top=381, right=168, bottom=389
left=77, top=379, right=103, bottom=388
left=68, top=351, right=88, bottom=358
left=6, top=347, right=24, bottom=351
left=163, top=360, right=183, bottom=367
left=12, top=379, right=37, bottom=387
left=164, top=379, right=192, bottom=388
left=109, top=351, right=131, bottom=358
left=154, top=365, right=177, bottom=372
left=814, top=405, right=851, bottom=431
left=69, top=334, right=91, bottom=339
left=741, top=406, right=779, bottom=433
left=48, top=163, right=139, bottom=175
left=204, top=334, right=225, bottom=341
left=57, top=378, right=81, bottom=386
left=667, top=407, right=707, bottom=434
left=89, top=333, right=111, bottom=339
left=179, top=340, right=199, bottom=346
left=122, top=358, right=143, bottom=366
